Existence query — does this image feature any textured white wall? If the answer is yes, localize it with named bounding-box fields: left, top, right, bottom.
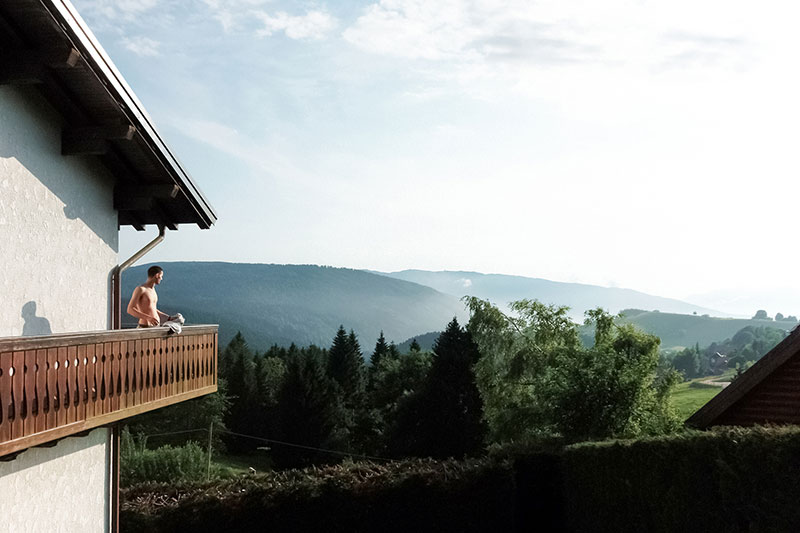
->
left=0, top=85, right=118, bottom=337
left=0, top=87, right=119, bottom=531
left=0, top=428, right=110, bottom=533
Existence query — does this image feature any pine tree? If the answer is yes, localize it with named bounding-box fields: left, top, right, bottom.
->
left=371, top=331, right=390, bottom=369
left=409, top=338, right=421, bottom=353
left=326, top=326, right=365, bottom=399
left=220, top=333, right=257, bottom=452
left=387, top=341, right=400, bottom=360
left=388, top=318, right=486, bottom=458
left=273, top=351, right=342, bottom=469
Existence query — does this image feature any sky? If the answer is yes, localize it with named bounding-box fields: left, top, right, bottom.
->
left=72, top=0, right=800, bottom=315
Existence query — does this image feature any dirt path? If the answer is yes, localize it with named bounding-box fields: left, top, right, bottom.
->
left=699, top=379, right=729, bottom=388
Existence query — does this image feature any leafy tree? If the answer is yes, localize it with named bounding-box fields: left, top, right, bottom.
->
left=465, top=297, right=680, bottom=443
left=776, top=313, right=785, bottom=321
left=672, top=346, right=701, bottom=379
left=370, top=347, right=432, bottom=455
left=752, top=310, right=769, bottom=320
left=126, top=379, right=230, bottom=453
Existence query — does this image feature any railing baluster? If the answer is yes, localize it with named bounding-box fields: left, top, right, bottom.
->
left=46, top=348, right=57, bottom=430
left=12, top=350, right=25, bottom=439
left=23, top=349, right=36, bottom=436
left=111, top=341, right=120, bottom=411
left=103, top=342, right=112, bottom=413
left=66, top=346, right=78, bottom=424
left=76, top=345, right=87, bottom=423
left=35, top=349, right=47, bottom=434
left=56, top=347, right=67, bottom=427
left=0, top=352, right=11, bottom=442
left=86, top=344, right=96, bottom=418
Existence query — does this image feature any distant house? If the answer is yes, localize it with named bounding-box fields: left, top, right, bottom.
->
left=0, top=1, right=218, bottom=531
left=687, top=328, right=800, bottom=428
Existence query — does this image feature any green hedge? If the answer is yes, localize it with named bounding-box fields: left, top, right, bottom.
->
left=558, top=426, right=800, bottom=532
left=123, top=426, right=800, bottom=532
left=122, top=458, right=516, bottom=532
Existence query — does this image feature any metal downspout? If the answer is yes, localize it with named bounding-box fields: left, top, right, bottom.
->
left=108, top=224, right=165, bottom=533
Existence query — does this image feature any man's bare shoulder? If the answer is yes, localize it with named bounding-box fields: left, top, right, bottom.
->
left=133, top=285, right=155, bottom=297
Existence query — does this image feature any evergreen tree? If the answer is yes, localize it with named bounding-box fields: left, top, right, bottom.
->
left=252, top=354, right=287, bottom=438
left=326, top=326, right=365, bottom=400
left=409, top=338, right=421, bottom=353
left=273, top=351, right=342, bottom=469
left=368, top=331, right=390, bottom=391
left=371, top=331, right=390, bottom=370
left=387, top=318, right=485, bottom=458
left=387, top=341, right=400, bottom=360
left=220, top=333, right=257, bottom=452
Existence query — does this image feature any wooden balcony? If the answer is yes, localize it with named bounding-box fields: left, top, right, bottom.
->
left=0, top=325, right=217, bottom=458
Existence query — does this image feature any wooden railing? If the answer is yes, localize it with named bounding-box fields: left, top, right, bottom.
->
left=0, top=325, right=217, bottom=457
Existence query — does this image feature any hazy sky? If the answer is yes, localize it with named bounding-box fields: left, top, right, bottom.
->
left=72, top=0, right=800, bottom=310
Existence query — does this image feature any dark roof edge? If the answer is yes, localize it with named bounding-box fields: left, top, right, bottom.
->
left=686, top=326, right=800, bottom=428
left=42, top=0, right=217, bottom=228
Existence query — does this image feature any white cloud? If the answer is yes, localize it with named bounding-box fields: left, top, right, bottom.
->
left=457, top=278, right=472, bottom=288
left=254, top=10, right=338, bottom=40
left=343, top=0, right=749, bottom=71
left=202, top=0, right=270, bottom=32
left=75, top=0, right=160, bottom=20
left=120, top=36, right=160, bottom=57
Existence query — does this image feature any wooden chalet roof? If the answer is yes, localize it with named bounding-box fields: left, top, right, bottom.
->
left=687, top=325, right=800, bottom=428
left=0, top=0, right=217, bottom=230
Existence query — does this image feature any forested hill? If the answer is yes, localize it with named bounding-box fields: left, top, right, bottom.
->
left=613, top=309, right=798, bottom=350
left=122, top=262, right=467, bottom=349
left=378, top=269, right=725, bottom=319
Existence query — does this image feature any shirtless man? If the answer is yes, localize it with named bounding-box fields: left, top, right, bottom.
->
left=127, top=266, right=169, bottom=327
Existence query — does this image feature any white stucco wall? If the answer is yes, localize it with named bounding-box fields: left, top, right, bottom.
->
left=0, top=428, right=110, bottom=533
left=0, top=87, right=119, bottom=531
left=0, top=85, right=118, bottom=337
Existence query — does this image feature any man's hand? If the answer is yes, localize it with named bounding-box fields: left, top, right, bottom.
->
left=147, top=317, right=159, bottom=327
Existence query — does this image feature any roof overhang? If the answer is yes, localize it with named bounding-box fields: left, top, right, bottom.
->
left=0, top=0, right=217, bottom=230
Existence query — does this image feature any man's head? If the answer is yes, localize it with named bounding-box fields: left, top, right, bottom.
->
left=147, top=265, right=164, bottom=284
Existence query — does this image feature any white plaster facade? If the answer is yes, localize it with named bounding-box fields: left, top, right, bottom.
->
left=0, top=85, right=118, bottom=532
left=0, top=85, right=118, bottom=337
left=0, top=428, right=110, bottom=533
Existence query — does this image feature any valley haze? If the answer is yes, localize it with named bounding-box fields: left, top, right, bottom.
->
left=121, top=261, right=771, bottom=350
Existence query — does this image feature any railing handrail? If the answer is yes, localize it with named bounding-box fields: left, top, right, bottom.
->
left=0, top=325, right=218, bottom=351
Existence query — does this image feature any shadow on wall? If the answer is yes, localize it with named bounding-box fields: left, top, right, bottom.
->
left=0, top=86, right=118, bottom=250
left=21, top=301, right=52, bottom=336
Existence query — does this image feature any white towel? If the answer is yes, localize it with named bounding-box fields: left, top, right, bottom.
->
left=162, top=313, right=185, bottom=334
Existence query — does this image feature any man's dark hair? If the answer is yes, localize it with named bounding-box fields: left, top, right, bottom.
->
left=147, top=265, right=163, bottom=278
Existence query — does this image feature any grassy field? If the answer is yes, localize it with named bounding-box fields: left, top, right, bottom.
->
left=671, top=371, right=734, bottom=421
left=215, top=452, right=274, bottom=476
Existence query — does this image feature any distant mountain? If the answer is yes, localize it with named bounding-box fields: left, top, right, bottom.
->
left=397, top=331, right=441, bottom=353
left=610, top=309, right=797, bottom=350
left=122, top=262, right=467, bottom=349
left=376, top=270, right=726, bottom=320
left=685, top=288, right=800, bottom=320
